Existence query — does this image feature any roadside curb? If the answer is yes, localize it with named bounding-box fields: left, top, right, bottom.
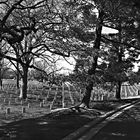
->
left=62, top=99, right=140, bottom=140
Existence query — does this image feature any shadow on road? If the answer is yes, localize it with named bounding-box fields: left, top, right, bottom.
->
left=0, top=112, right=92, bottom=140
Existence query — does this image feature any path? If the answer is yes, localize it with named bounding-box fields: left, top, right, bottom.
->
left=0, top=109, right=93, bottom=140
left=79, top=100, right=140, bottom=140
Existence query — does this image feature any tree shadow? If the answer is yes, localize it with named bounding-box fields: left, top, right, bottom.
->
left=93, top=106, right=140, bottom=140
left=0, top=111, right=93, bottom=140
left=94, top=120, right=140, bottom=140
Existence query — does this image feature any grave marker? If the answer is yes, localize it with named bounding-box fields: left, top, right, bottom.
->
left=27, top=103, right=30, bottom=108
left=8, top=101, right=11, bottom=105
left=15, top=98, right=18, bottom=103
left=22, top=107, right=26, bottom=113
left=43, top=100, right=45, bottom=104
left=6, top=108, right=10, bottom=114
left=21, top=100, right=24, bottom=105
left=40, top=102, right=43, bottom=108
left=4, top=98, right=7, bottom=103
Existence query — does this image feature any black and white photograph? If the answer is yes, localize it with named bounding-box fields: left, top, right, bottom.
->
left=0, top=0, right=140, bottom=139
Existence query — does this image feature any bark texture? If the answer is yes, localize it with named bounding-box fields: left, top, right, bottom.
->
left=19, top=66, right=28, bottom=99
left=81, top=10, right=104, bottom=107
left=115, top=81, right=121, bottom=99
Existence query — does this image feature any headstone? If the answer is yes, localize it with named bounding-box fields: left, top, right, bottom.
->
left=43, top=100, right=45, bottom=104
left=40, top=102, right=43, bottom=108
left=62, top=103, right=65, bottom=108
left=21, top=100, right=24, bottom=105
left=8, top=101, right=11, bottom=105
left=101, top=94, right=104, bottom=101
left=49, top=104, right=52, bottom=110
left=6, top=108, right=10, bottom=114
left=25, top=98, right=28, bottom=102
left=36, top=96, right=38, bottom=101
left=22, top=107, right=26, bottom=113
left=4, top=98, right=6, bottom=103
left=15, top=98, right=18, bottom=103
left=27, top=103, right=30, bottom=108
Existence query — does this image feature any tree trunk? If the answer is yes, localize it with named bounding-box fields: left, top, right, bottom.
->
left=0, top=60, right=2, bottom=89
left=115, top=21, right=122, bottom=100
left=16, top=61, right=20, bottom=94
left=115, top=81, right=121, bottom=99
left=16, top=62, right=20, bottom=89
left=19, top=66, right=28, bottom=99
left=0, top=69, right=2, bottom=90
left=81, top=10, right=104, bottom=108
left=81, top=81, right=93, bottom=108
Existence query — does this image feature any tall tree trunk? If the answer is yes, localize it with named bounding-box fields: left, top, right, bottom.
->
left=19, top=66, right=28, bottom=99
left=81, top=10, right=104, bottom=108
left=16, top=72, right=20, bottom=88
left=0, top=56, right=2, bottom=89
left=115, top=20, right=122, bottom=100
left=115, top=81, right=121, bottom=99
left=0, top=68, right=2, bottom=90
left=16, top=61, right=20, bottom=94
left=16, top=62, right=20, bottom=89
left=16, top=46, right=20, bottom=94
left=81, top=81, right=93, bottom=108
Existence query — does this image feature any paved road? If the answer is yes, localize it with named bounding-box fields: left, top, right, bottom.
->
left=92, top=102, right=140, bottom=140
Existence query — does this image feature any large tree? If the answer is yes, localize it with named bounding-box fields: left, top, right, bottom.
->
left=1, top=0, right=140, bottom=105
left=1, top=0, right=77, bottom=99
left=63, top=0, right=140, bottom=107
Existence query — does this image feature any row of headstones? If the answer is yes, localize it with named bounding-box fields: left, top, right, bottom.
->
left=91, top=93, right=115, bottom=101
left=1, top=100, right=52, bottom=114
left=0, top=92, right=64, bottom=110
left=6, top=107, right=26, bottom=114
left=2, top=84, right=16, bottom=89
left=0, top=90, right=64, bottom=105
left=1, top=88, right=114, bottom=102
left=4, top=104, right=52, bottom=114
left=2, top=84, right=79, bottom=93
left=1, top=97, right=53, bottom=106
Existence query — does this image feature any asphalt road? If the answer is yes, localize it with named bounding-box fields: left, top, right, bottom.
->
left=92, top=102, right=140, bottom=140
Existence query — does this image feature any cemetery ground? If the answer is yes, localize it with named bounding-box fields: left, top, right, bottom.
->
left=0, top=80, right=140, bottom=140
left=0, top=98, right=138, bottom=139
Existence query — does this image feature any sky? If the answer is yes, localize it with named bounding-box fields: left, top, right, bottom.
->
left=56, top=56, right=75, bottom=74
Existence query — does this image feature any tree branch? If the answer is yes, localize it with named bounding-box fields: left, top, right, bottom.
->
left=36, top=44, right=71, bottom=57
left=101, top=35, right=140, bottom=50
